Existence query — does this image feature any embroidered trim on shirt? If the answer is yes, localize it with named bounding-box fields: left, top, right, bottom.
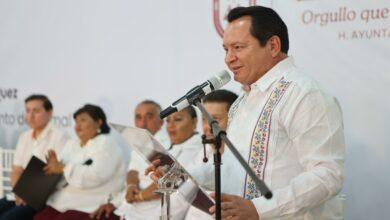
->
left=243, top=78, right=291, bottom=200
left=227, top=95, right=245, bottom=129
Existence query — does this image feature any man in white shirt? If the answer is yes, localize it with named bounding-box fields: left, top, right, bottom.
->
left=125, top=100, right=170, bottom=202
left=124, top=99, right=170, bottom=207
left=205, top=6, right=346, bottom=220
left=0, top=94, right=68, bottom=220
left=148, top=6, right=345, bottom=220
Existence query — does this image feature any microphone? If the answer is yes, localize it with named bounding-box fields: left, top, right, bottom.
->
left=160, top=70, right=231, bottom=119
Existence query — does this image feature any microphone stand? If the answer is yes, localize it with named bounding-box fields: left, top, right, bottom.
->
left=193, top=99, right=272, bottom=220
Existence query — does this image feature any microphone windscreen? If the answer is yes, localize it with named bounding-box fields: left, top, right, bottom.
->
left=208, top=70, right=231, bottom=90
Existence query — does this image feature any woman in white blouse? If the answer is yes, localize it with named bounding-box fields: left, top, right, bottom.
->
left=114, top=106, right=202, bottom=220
left=33, top=104, right=126, bottom=220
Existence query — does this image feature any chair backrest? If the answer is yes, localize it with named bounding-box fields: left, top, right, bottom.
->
left=0, top=148, right=15, bottom=198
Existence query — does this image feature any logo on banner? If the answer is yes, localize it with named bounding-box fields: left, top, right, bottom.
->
left=213, top=0, right=258, bottom=38
left=213, top=0, right=274, bottom=37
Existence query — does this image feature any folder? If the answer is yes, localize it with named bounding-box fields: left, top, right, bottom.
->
left=12, top=156, right=62, bottom=210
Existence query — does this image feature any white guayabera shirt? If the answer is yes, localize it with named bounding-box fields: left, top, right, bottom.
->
left=9, top=123, right=68, bottom=200
left=13, top=123, right=68, bottom=169
left=223, top=57, right=346, bottom=220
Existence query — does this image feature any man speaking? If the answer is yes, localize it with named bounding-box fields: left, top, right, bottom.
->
left=150, top=6, right=345, bottom=220
left=208, top=6, right=346, bottom=219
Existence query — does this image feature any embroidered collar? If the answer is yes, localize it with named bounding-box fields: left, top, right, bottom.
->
left=251, top=56, right=296, bottom=92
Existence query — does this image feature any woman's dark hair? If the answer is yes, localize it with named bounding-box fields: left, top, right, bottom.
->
left=183, top=106, right=197, bottom=119
left=25, top=94, right=53, bottom=111
left=73, top=104, right=110, bottom=134
left=227, top=6, right=289, bottom=54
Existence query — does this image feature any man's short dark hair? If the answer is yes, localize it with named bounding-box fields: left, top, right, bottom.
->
left=73, top=104, right=110, bottom=134
left=25, top=94, right=53, bottom=111
left=227, top=6, right=289, bottom=54
left=138, top=100, right=162, bottom=112
left=203, top=89, right=238, bottom=111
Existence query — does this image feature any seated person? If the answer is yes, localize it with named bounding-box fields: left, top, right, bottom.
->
left=33, top=104, right=126, bottom=220
left=184, top=89, right=238, bottom=220
left=134, top=100, right=170, bottom=149
left=91, top=106, right=202, bottom=220
left=0, top=94, right=68, bottom=220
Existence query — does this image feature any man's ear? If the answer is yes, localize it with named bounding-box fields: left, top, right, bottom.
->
left=267, top=35, right=282, bottom=58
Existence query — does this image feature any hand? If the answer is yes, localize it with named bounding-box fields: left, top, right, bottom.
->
left=144, top=159, right=165, bottom=182
left=89, top=203, right=116, bottom=219
left=125, top=185, right=140, bottom=203
left=43, top=149, right=64, bottom=175
left=15, top=195, right=26, bottom=206
left=209, top=193, right=260, bottom=220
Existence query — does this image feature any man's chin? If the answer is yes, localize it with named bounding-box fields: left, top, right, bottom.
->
left=233, top=74, right=246, bottom=85
left=234, top=76, right=245, bottom=85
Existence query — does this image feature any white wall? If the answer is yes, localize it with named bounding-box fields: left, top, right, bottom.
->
left=1, top=0, right=389, bottom=219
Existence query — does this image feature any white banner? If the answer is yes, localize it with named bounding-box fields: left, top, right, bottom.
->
left=0, top=0, right=389, bottom=219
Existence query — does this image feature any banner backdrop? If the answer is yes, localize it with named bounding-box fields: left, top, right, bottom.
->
left=1, top=0, right=389, bottom=219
